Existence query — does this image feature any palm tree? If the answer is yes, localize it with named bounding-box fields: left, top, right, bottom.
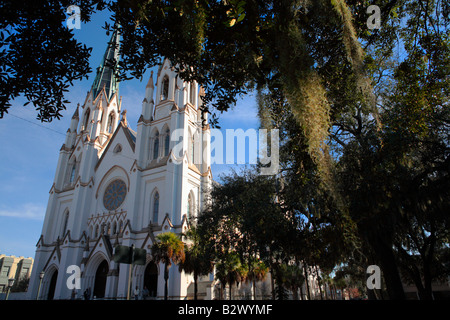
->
left=178, top=227, right=214, bottom=300
left=321, top=273, right=334, bottom=300
left=284, top=264, right=305, bottom=300
left=245, top=258, right=268, bottom=300
left=151, top=232, right=185, bottom=300
left=215, top=252, right=246, bottom=300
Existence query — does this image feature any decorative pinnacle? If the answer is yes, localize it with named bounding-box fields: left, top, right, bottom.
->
left=146, top=71, right=154, bottom=89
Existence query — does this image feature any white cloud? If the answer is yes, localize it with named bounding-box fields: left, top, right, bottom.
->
left=0, top=203, right=46, bottom=220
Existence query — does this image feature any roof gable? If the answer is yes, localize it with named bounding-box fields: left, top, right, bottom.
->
left=95, top=122, right=136, bottom=171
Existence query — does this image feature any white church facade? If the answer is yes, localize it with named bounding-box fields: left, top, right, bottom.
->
left=27, top=30, right=213, bottom=300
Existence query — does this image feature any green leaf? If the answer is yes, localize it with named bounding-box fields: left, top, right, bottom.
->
left=237, top=13, right=246, bottom=23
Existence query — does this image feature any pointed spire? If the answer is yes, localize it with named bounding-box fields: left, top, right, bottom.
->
left=69, top=103, right=80, bottom=133
left=146, top=71, right=154, bottom=89
left=72, top=103, right=79, bottom=119
left=144, top=70, right=154, bottom=104
left=91, top=27, right=121, bottom=101
left=84, top=237, right=90, bottom=251
left=120, top=109, right=128, bottom=127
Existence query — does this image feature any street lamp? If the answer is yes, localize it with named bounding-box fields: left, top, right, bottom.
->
left=36, top=271, right=45, bottom=300
left=5, top=278, right=15, bottom=300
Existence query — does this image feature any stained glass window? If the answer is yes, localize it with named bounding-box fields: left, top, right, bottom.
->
left=103, top=179, right=127, bottom=210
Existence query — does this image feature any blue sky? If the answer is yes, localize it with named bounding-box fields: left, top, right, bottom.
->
left=0, top=9, right=260, bottom=259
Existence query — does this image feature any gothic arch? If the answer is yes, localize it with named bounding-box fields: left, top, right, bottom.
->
left=187, top=190, right=197, bottom=220
left=189, top=81, right=197, bottom=106
left=83, top=107, right=91, bottom=131
left=188, top=128, right=196, bottom=164
left=137, top=258, right=160, bottom=299
left=61, top=208, right=70, bottom=237
left=83, top=252, right=110, bottom=299
left=150, top=188, right=160, bottom=225
left=42, top=264, right=59, bottom=300
left=150, top=128, right=160, bottom=160
left=160, top=75, right=170, bottom=101
left=95, top=165, right=130, bottom=199
left=161, top=124, right=171, bottom=156
left=106, top=111, right=116, bottom=133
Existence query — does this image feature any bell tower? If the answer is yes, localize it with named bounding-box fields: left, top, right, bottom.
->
left=79, top=28, right=121, bottom=147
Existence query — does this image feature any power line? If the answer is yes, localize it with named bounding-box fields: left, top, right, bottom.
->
left=7, top=113, right=67, bottom=137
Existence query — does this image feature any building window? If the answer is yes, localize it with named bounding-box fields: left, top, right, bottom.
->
left=152, top=192, right=159, bottom=223
left=164, top=128, right=170, bottom=156
left=161, top=76, right=169, bottom=101
left=187, top=194, right=192, bottom=220
left=190, top=82, right=196, bottom=105
left=189, top=133, right=195, bottom=164
left=62, top=211, right=69, bottom=236
left=103, top=179, right=127, bottom=211
left=107, top=113, right=115, bottom=133
left=113, top=144, right=122, bottom=154
left=83, top=108, right=90, bottom=130
left=153, top=132, right=160, bottom=160
left=1, top=266, right=10, bottom=277
left=69, top=163, right=76, bottom=184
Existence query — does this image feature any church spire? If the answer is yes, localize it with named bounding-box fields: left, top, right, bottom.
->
left=91, top=27, right=120, bottom=101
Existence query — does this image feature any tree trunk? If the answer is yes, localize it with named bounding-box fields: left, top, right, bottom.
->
left=270, top=266, right=275, bottom=300
left=422, top=232, right=436, bottom=300
left=315, top=265, right=323, bottom=300
left=299, top=282, right=304, bottom=300
left=221, top=283, right=225, bottom=300
left=292, top=286, right=299, bottom=300
left=303, top=264, right=311, bottom=300
left=252, top=279, right=256, bottom=300
left=194, top=272, right=198, bottom=300
left=229, top=283, right=232, bottom=300
left=372, top=237, right=406, bottom=300
left=164, top=263, right=169, bottom=300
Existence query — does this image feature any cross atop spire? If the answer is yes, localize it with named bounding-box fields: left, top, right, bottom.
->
left=91, top=27, right=120, bottom=101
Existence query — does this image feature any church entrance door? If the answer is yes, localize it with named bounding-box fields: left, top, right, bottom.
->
left=47, top=270, right=58, bottom=300
left=144, top=261, right=158, bottom=298
left=93, top=260, right=109, bottom=299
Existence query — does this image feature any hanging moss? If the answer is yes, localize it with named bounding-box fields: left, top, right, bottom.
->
left=330, top=0, right=376, bottom=109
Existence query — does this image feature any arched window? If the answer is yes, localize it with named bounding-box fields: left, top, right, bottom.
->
left=69, top=162, right=76, bottom=184
left=187, top=194, right=192, bottom=220
left=189, top=133, right=195, bottom=164
left=161, top=76, right=169, bottom=101
left=153, top=132, right=160, bottom=160
left=95, top=225, right=99, bottom=238
left=107, top=113, right=115, bottom=133
left=113, top=144, right=122, bottom=154
left=152, top=192, right=159, bottom=223
left=164, top=128, right=170, bottom=156
left=83, top=108, right=90, bottom=130
left=112, top=221, right=117, bottom=235
left=62, top=211, right=69, bottom=236
left=190, top=82, right=196, bottom=105
left=119, top=220, right=123, bottom=234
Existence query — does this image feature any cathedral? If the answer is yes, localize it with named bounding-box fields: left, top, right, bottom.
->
left=27, top=30, right=213, bottom=300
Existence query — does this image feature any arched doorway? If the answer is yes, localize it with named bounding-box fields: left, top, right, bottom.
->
left=143, top=261, right=158, bottom=298
left=47, top=270, right=58, bottom=300
left=93, top=260, right=109, bottom=299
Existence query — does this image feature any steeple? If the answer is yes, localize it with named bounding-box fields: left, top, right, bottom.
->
left=91, top=27, right=120, bottom=101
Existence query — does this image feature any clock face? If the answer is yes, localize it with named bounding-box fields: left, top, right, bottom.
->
left=103, top=179, right=127, bottom=211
